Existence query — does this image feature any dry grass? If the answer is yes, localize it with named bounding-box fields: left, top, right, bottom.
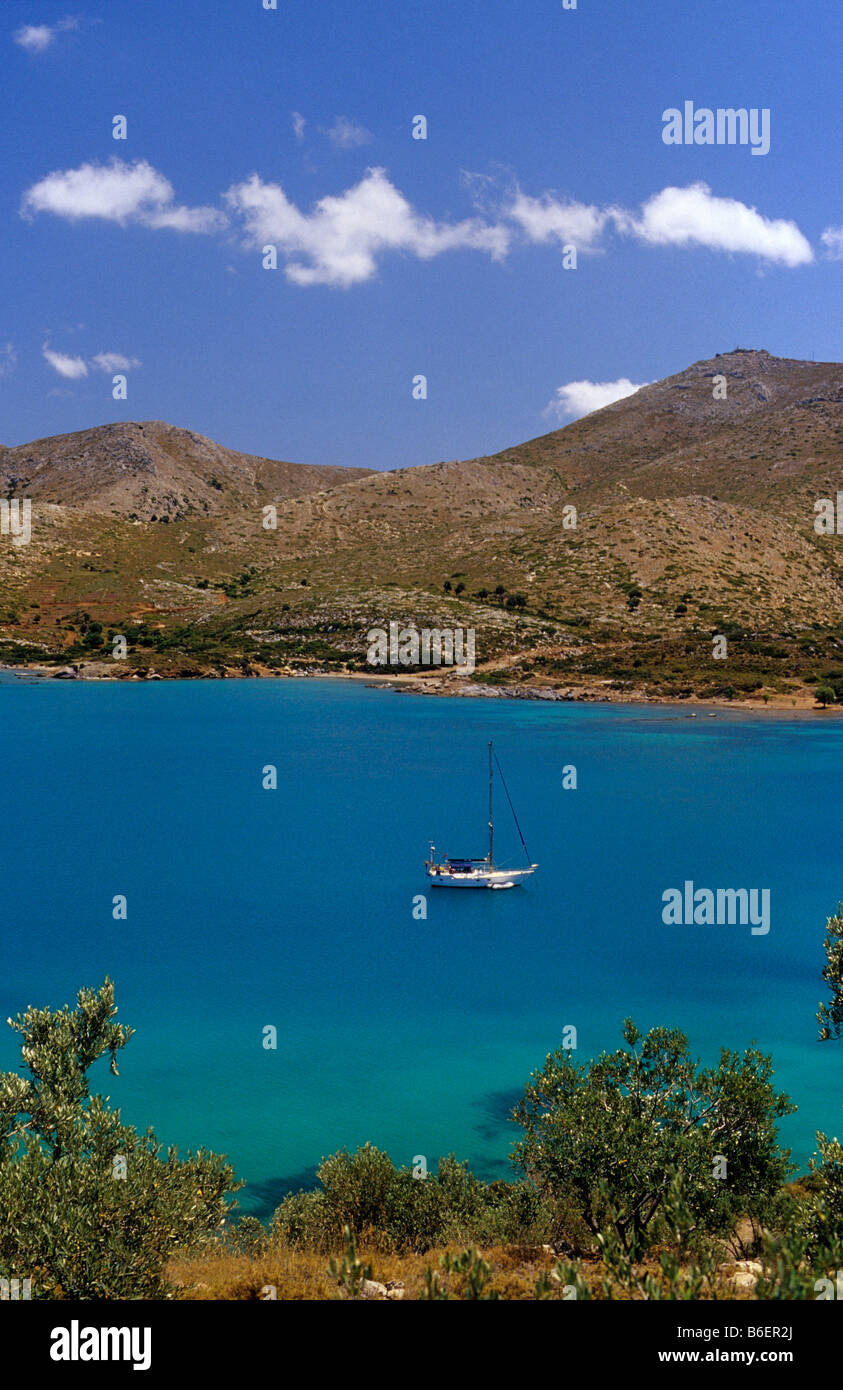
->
left=167, top=1242, right=560, bottom=1300
left=167, top=1241, right=755, bottom=1300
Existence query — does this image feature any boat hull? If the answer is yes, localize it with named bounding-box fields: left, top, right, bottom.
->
left=427, top=866, right=536, bottom=889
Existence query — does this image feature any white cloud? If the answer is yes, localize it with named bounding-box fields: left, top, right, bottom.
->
left=42, top=344, right=88, bottom=379
left=20, top=156, right=818, bottom=287
left=506, top=189, right=608, bottom=250
left=488, top=178, right=813, bottom=269
left=820, top=226, right=843, bottom=260
left=14, top=16, right=79, bottom=53
left=0, top=343, right=17, bottom=377
left=292, top=112, right=306, bottom=142
left=619, top=182, right=813, bottom=267
left=91, top=352, right=140, bottom=373
left=324, top=116, right=372, bottom=150
left=224, top=166, right=510, bottom=287
left=14, top=25, right=54, bottom=53
left=41, top=345, right=140, bottom=379
left=544, top=378, right=649, bottom=423
left=143, top=204, right=224, bottom=233
left=21, top=159, right=226, bottom=233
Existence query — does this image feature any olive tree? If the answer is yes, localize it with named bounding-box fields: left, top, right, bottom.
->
left=817, top=904, right=843, bottom=1041
left=0, top=978, right=240, bottom=1298
left=800, top=905, right=843, bottom=1257
left=512, top=1019, right=794, bottom=1254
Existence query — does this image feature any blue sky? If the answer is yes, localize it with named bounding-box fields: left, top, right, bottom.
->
left=1, top=0, right=840, bottom=468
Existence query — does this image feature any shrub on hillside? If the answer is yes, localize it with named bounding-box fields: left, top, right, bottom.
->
left=512, top=1019, right=794, bottom=1255
left=0, top=979, right=241, bottom=1299
left=271, top=1144, right=551, bottom=1253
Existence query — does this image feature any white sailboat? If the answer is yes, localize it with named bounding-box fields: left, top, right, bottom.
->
left=425, top=742, right=538, bottom=889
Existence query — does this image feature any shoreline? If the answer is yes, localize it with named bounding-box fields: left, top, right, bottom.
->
left=3, top=659, right=842, bottom=716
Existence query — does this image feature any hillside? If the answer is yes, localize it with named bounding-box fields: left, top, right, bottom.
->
left=0, top=420, right=373, bottom=520
left=2, top=349, right=842, bottom=705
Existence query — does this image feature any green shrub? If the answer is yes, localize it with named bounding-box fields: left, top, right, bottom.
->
left=0, top=979, right=241, bottom=1299
left=270, top=1144, right=549, bottom=1253
left=512, top=1019, right=794, bottom=1255
left=233, top=1215, right=269, bottom=1257
left=318, top=1142, right=397, bottom=1233
left=271, top=1189, right=331, bottom=1250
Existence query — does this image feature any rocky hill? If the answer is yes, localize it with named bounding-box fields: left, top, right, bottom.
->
left=0, top=420, right=373, bottom=521
left=2, top=349, right=842, bottom=705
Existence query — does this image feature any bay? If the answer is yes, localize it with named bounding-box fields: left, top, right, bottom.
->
left=2, top=672, right=841, bottom=1216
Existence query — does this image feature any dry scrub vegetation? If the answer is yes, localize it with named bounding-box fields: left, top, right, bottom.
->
left=3, top=350, right=842, bottom=704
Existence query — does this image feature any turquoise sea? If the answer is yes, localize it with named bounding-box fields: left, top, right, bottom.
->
left=2, top=672, right=842, bottom=1216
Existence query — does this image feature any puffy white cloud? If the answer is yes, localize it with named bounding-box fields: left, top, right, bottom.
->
left=21, top=159, right=226, bottom=233
left=20, top=155, right=819, bottom=287
left=14, top=17, right=79, bottom=53
left=42, top=345, right=88, bottom=380
left=224, top=166, right=510, bottom=286
left=489, top=179, right=812, bottom=269
left=544, top=378, right=649, bottom=422
left=23, top=159, right=171, bottom=222
left=618, top=182, right=813, bottom=267
left=506, top=189, right=608, bottom=250
left=91, top=352, right=141, bottom=373
left=820, top=226, right=843, bottom=260
left=14, top=26, right=54, bottom=54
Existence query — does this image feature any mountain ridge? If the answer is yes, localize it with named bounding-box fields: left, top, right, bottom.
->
left=0, top=419, right=374, bottom=521
left=2, top=348, right=842, bottom=706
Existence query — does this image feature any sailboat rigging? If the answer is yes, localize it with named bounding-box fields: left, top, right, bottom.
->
left=425, top=742, right=538, bottom=889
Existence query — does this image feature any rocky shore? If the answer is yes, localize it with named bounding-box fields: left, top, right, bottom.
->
left=3, top=659, right=840, bottom=714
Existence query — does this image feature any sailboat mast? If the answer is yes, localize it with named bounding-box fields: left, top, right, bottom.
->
left=488, top=741, right=494, bottom=865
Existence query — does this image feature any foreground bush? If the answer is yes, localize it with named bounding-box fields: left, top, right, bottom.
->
left=271, top=1144, right=551, bottom=1253
left=512, top=1019, right=795, bottom=1254
left=0, top=979, right=240, bottom=1298
left=6, top=972, right=843, bottom=1299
